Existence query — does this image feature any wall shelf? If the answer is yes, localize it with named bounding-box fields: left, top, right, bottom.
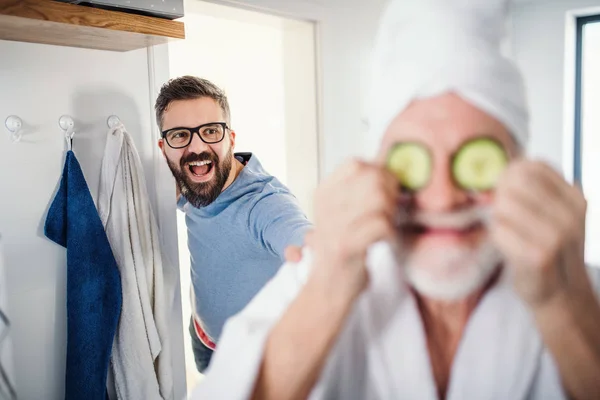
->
left=0, top=0, right=185, bottom=52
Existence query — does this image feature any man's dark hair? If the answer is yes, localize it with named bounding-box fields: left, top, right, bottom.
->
left=155, top=75, right=231, bottom=130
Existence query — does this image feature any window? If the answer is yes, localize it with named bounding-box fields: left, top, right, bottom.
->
left=575, top=15, right=600, bottom=265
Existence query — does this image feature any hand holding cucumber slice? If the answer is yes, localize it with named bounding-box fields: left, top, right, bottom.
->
left=386, top=138, right=508, bottom=192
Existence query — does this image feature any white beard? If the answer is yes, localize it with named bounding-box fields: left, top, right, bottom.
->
left=399, top=238, right=502, bottom=301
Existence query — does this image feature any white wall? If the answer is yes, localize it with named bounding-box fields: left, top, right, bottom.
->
left=281, top=17, right=319, bottom=219
left=0, top=40, right=185, bottom=400
left=314, top=0, right=389, bottom=173
left=510, top=0, right=600, bottom=169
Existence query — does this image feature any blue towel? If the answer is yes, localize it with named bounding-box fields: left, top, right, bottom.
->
left=44, top=151, right=122, bottom=400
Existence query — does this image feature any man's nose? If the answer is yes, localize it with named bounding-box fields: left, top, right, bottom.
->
left=414, top=158, right=469, bottom=212
left=187, top=132, right=211, bottom=154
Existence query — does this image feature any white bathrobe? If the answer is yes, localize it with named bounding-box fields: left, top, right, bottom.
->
left=98, top=123, right=173, bottom=400
left=190, top=241, right=600, bottom=400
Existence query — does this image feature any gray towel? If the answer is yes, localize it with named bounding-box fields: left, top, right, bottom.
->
left=98, top=124, right=173, bottom=400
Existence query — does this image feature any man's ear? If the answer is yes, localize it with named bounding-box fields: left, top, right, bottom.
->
left=229, top=130, right=236, bottom=150
left=158, top=139, right=167, bottom=158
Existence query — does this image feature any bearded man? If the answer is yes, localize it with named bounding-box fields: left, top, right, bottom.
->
left=155, top=76, right=312, bottom=373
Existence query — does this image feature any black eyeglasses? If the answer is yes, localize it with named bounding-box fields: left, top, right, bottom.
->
left=161, top=122, right=229, bottom=149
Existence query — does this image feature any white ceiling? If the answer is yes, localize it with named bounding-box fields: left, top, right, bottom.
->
left=210, top=0, right=554, bottom=10
left=267, top=0, right=551, bottom=4
left=207, top=0, right=557, bottom=19
left=511, top=0, right=554, bottom=3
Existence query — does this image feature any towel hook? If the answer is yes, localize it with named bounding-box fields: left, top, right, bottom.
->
left=107, top=115, right=121, bottom=129
left=5, top=115, right=23, bottom=143
left=59, top=115, right=75, bottom=151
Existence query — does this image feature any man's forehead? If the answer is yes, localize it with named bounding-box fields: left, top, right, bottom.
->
left=162, top=97, right=224, bottom=130
left=427, top=104, right=453, bottom=122
left=381, top=93, right=515, bottom=153
left=403, top=93, right=488, bottom=119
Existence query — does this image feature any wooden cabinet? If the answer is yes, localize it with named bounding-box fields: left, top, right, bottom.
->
left=0, top=0, right=184, bottom=51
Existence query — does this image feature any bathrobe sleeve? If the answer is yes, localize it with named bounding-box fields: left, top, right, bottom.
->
left=188, top=256, right=311, bottom=400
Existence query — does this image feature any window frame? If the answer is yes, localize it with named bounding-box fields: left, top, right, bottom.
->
left=574, top=14, right=600, bottom=185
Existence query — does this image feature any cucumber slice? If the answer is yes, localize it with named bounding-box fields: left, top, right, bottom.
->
left=452, top=138, right=508, bottom=191
left=387, top=142, right=432, bottom=191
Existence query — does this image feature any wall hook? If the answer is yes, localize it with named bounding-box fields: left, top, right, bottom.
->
left=5, top=115, right=23, bottom=143
left=59, top=115, right=75, bottom=151
left=107, top=115, right=121, bottom=129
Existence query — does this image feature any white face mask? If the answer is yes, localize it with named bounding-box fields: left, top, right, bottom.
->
left=397, top=206, right=502, bottom=301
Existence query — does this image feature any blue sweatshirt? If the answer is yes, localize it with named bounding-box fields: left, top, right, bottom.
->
left=178, top=153, right=312, bottom=341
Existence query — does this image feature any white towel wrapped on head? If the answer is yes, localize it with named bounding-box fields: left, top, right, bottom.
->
left=367, top=0, right=529, bottom=156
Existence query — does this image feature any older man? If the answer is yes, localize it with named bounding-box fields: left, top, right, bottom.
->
left=190, top=0, right=600, bottom=399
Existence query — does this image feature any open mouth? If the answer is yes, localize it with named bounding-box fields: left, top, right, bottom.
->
left=188, top=160, right=214, bottom=177
left=404, top=221, right=484, bottom=236
left=400, top=207, right=490, bottom=237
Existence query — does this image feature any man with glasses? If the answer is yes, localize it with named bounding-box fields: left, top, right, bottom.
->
left=155, top=76, right=312, bottom=373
